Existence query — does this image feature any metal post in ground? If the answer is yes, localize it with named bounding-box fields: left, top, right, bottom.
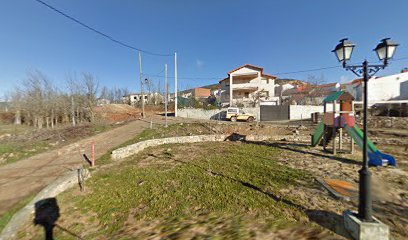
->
left=174, top=52, right=178, bottom=117
left=139, top=51, right=145, bottom=118
left=165, top=64, right=168, bottom=127
left=358, top=60, right=373, bottom=221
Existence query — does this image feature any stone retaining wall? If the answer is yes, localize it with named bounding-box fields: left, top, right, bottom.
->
left=111, top=134, right=309, bottom=160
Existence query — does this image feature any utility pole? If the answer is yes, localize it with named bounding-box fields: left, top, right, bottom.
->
left=165, top=64, right=168, bottom=127
left=174, top=52, right=178, bottom=117
left=138, top=51, right=145, bottom=118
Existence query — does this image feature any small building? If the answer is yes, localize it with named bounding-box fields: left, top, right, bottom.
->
left=345, top=70, right=408, bottom=103
left=219, top=64, right=277, bottom=107
left=122, top=92, right=163, bottom=106
left=192, top=88, right=211, bottom=98
left=180, top=88, right=211, bottom=99
left=96, top=98, right=111, bottom=106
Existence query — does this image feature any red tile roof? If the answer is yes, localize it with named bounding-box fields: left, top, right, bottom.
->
left=228, top=64, right=264, bottom=75
left=219, top=64, right=277, bottom=83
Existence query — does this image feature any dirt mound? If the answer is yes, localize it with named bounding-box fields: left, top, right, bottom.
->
left=95, top=104, right=141, bottom=123
left=0, top=112, right=14, bottom=124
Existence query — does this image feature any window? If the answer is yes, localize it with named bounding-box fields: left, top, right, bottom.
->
left=133, top=96, right=137, bottom=100
left=244, top=92, right=249, bottom=98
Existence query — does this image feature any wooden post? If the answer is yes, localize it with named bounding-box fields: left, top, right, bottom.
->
left=323, top=125, right=327, bottom=151
left=339, top=128, right=343, bottom=151
left=351, top=136, right=355, bottom=154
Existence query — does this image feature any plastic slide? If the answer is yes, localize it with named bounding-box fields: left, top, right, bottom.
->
left=344, top=124, right=396, bottom=167
left=311, top=122, right=325, bottom=147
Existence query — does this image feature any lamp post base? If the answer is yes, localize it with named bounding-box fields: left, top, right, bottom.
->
left=343, top=210, right=389, bottom=240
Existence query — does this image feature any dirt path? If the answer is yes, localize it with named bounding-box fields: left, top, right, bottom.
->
left=0, top=116, right=177, bottom=216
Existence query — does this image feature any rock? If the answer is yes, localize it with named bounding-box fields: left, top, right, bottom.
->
left=0, top=133, right=12, bottom=140
left=297, top=125, right=307, bottom=130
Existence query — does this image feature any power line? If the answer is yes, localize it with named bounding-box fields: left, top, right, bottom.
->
left=33, top=0, right=173, bottom=57
left=273, top=65, right=340, bottom=75
left=143, top=65, right=343, bottom=80
left=144, top=56, right=408, bottom=80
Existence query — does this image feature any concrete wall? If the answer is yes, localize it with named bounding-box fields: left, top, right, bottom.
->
left=346, top=71, right=408, bottom=102
left=178, top=107, right=260, bottom=120
left=289, top=105, right=324, bottom=120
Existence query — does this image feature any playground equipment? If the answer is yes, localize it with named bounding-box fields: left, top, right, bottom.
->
left=311, top=91, right=396, bottom=167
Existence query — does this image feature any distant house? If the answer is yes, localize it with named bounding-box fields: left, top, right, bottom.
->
left=180, top=87, right=211, bottom=99
left=219, top=64, right=278, bottom=107
left=282, top=83, right=341, bottom=105
left=96, top=98, right=111, bottom=106
left=345, top=70, right=408, bottom=104
left=192, top=88, right=211, bottom=98
left=123, top=92, right=163, bottom=106
left=275, top=83, right=295, bottom=97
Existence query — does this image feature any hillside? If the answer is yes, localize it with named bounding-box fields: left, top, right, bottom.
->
left=275, top=78, right=308, bottom=86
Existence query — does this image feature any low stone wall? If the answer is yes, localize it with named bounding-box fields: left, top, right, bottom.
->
left=177, top=107, right=260, bottom=120
left=112, top=134, right=309, bottom=160
left=0, top=169, right=90, bottom=240
left=112, top=135, right=229, bottom=159
left=360, top=116, right=408, bottom=129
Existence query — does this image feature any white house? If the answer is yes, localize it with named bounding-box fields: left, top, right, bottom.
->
left=219, top=64, right=277, bottom=107
left=346, top=70, right=408, bottom=104
left=123, top=92, right=163, bottom=106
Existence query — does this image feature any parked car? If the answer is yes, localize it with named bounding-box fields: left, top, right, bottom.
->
left=226, top=107, right=255, bottom=122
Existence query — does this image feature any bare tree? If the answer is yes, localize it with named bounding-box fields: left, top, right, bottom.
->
left=82, top=72, right=99, bottom=122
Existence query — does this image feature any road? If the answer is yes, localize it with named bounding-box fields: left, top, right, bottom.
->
left=0, top=116, right=174, bottom=216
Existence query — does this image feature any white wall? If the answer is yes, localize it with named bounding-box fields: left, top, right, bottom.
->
left=289, top=105, right=324, bottom=120
left=347, top=71, right=408, bottom=103
left=178, top=107, right=260, bottom=120
left=368, top=72, right=408, bottom=101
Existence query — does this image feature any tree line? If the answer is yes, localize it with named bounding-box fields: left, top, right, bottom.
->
left=6, top=70, right=130, bottom=128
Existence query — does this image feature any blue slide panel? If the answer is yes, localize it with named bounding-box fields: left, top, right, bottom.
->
left=368, top=151, right=397, bottom=167
left=376, top=151, right=397, bottom=166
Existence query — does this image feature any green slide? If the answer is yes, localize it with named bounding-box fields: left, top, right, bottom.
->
left=344, top=124, right=378, bottom=153
left=311, top=122, right=325, bottom=147
left=345, top=124, right=396, bottom=166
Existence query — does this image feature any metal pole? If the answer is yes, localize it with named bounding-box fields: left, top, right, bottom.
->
left=174, top=52, right=178, bottom=117
left=138, top=51, right=145, bottom=118
left=358, top=60, right=373, bottom=221
left=165, top=64, right=168, bottom=127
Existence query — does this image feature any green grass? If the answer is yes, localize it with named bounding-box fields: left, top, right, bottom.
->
left=31, top=141, right=318, bottom=239
left=0, top=142, right=51, bottom=165
left=0, top=194, right=35, bottom=232
left=0, top=122, right=120, bottom=166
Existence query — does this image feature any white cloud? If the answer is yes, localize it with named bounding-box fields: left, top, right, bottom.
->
left=196, top=59, right=204, bottom=68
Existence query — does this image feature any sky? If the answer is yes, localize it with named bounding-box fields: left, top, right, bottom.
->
left=1, top=0, right=408, bottom=98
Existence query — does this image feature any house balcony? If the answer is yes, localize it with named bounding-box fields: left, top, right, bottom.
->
left=231, top=83, right=259, bottom=90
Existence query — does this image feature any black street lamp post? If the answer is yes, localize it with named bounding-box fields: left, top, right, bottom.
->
left=332, top=38, right=399, bottom=222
